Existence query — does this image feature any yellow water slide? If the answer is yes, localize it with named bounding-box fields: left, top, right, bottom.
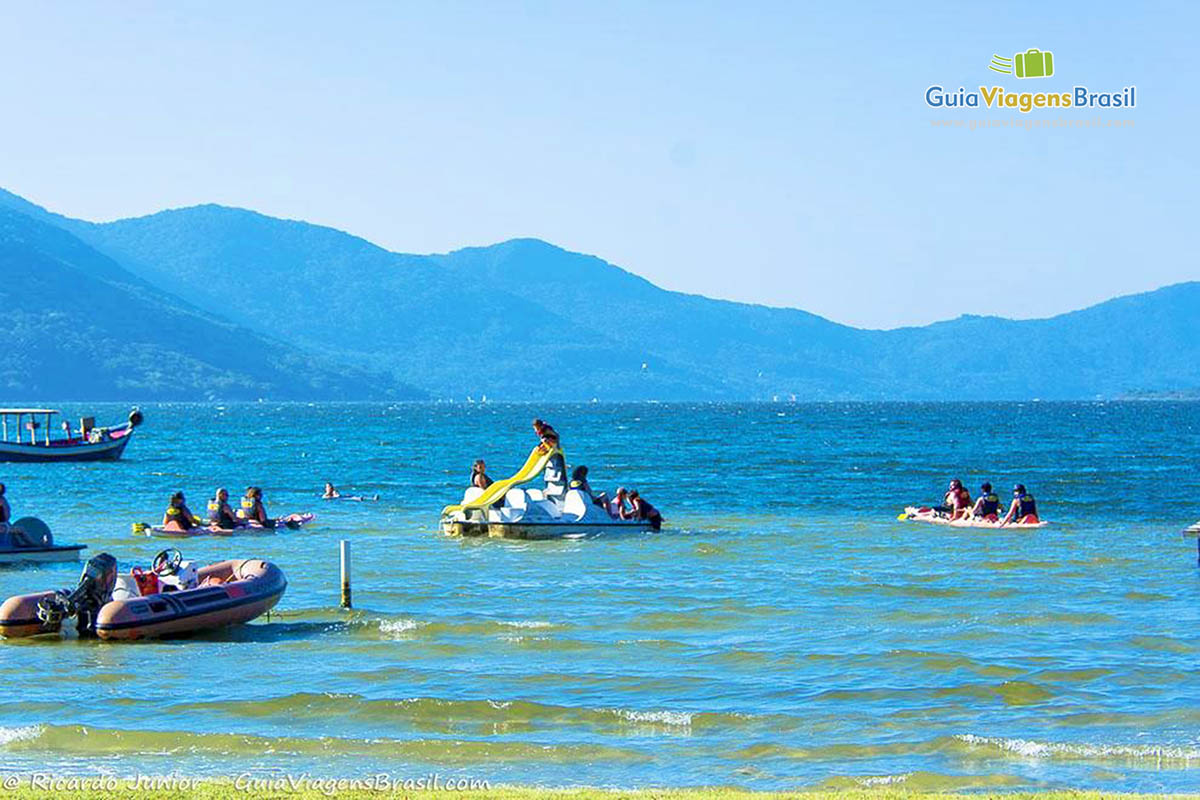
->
left=441, top=445, right=563, bottom=517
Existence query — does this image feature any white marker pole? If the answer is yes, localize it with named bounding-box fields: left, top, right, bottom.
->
left=340, top=540, right=352, bottom=609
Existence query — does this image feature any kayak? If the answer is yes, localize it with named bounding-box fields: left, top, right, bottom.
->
left=132, top=513, right=316, bottom=538
left=900, top=506, right=1048, bottom=529
left=0, top=550, right=286, bottom=640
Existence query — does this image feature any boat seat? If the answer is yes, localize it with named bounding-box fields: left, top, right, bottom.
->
left=562, top=489, right=589, bottom=522
left=111, top=573, right=141, bottom=602
left=525, top=488, right=544, bottom=502
left=504, top=489, right=528, bottom=511
left=460, top=486, right=485, bottom=504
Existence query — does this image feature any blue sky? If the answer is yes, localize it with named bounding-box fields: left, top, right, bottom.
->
left=1, top=1, right=1194, bottom=328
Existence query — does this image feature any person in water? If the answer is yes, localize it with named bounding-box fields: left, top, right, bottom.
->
left=322, top=482, right=341, bottom=499
left=608, top=487, right=631, bottom=519
left=471, top=460, right=493, bottom=490
left=627, top=490, right=663, bottom=530
left=933, top=479, right=972, bottom=519
left=207, top=488, right=241, bottom=530
left=971, top=482, right=1002, bottom=521
left=163, top=491, right=199, bottom=531
left=569, top=465, right=609, bottom=508
left=1001, top=484, right=1039, bottom=526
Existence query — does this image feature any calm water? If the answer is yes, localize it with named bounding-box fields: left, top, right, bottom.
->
left=2, top=402, right=1199, bottom=792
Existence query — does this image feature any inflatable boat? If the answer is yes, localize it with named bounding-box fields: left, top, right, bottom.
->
left=132, top=513, right=315, bottom=538
left=0, top=517, right=86, bottom=563
left=900, top=506, right=1048, bottom=529
left=441, top=444, right=655, bottom=539
left=0, top=549, right=286, bottom=640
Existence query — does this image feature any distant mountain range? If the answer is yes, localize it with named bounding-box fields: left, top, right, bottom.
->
left=1, top=187, right=1197, bottom=401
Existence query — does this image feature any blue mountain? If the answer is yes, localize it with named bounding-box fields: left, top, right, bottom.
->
left=0, top=197, right=420, bottom=401
left=1, top=188, right=1196, bottom=400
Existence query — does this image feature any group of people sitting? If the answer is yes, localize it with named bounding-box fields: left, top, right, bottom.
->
left=932, top=479, right=1039, bottom=525
left=163, top=486, right=301, bottom=531
left=467, top=417, right=664, bottom=530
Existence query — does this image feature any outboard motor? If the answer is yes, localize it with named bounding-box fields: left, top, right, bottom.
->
left=36, top=553, right=119, bottom=637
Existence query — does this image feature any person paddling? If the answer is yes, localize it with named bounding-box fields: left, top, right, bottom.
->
left=934, top=479, right=971, bottom=520
left=163, top=491, right=199, bottom=531
left=207, top=488, right=240, bottom=530
left=1000, top=484, right=1039, bottom=526
left=971, top=482, right=1001, bottom=521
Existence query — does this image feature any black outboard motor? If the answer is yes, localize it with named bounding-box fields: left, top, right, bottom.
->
left=36, top=553, right=119, bottom=637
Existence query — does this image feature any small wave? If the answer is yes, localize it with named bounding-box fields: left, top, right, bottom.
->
left=378, top=618, right=425, bottom=636
left=0, top=726, right=42, bottom=747
left=615, top=710, right=693, bottom=727
left=1, top=723, right=648, bottom=763
left=497, top=620, right=554, bottom=629
left=952, top=734, right=1200, bottom=764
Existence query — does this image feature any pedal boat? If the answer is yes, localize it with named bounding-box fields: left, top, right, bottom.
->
left=443, top=486, right=652, bottom=539
left=0, top=558, right=286, bottom=640
left=441, top=444, right=657, bottom=539
left=0, top=408, right=142, bottom=463
left=0, top=517, right=86, bottom=563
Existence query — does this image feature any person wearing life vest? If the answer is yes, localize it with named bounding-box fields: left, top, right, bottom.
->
left=239, top=486, right=273, bottom=527
left=1001, top=484, right=1039, bottom=526
left=569, top=465, right=609, bottom=508
left=971, top=482, right=1002, bottom=521
left=207, top=488, right=240, bottom=530
left=162, top=491, right=199, bottom=531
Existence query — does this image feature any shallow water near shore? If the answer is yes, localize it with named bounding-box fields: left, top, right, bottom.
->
left=1, top=401, right=1199, bottom=791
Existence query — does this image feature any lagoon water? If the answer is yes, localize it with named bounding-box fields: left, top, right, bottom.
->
left=2, top=401, right=1199, bottom=791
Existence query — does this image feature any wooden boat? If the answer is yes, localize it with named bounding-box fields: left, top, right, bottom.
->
left=0, top=517, right=86, bottom=563
left=0, top=550, right=286, bottom=640
left=0, top=408, right=143, bottom=462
